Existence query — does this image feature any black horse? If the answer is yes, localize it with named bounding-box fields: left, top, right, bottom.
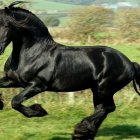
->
left=0, top=2, right=139, bottom=140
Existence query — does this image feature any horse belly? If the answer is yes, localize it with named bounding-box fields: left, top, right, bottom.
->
left=52, top=72, right=94, bottom=92
left=51, top=51, right=96, bottom=91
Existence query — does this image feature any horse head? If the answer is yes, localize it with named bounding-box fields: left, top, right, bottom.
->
left=0, top=1, right=28, bottom=55
left=0, top=8, right=12, bottom=55
left=0, top=1, right=53, bottom=55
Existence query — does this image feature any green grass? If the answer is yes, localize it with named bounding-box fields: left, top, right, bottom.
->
left=59, top=17, right=70, bottom=27
left=0, top=43, right=139, bottom=140
left=0, top=89, right=140, bottom=140
left=112, top=44, right=140, bottom=62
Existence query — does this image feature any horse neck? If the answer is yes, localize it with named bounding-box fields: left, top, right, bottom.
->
left=21, top=26, right=55, bottom=47
left=12, top=30, right=56, bottom=62
left=11, top=32, right=22, bottom=63
left=22, top=35, right=56, bottom=50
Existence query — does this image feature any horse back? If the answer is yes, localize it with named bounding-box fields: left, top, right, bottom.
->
left=50, top=46, right=134, bottom=92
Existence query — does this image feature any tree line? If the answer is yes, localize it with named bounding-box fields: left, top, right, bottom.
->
left=61, top=6, right=140, bottom=43
left=48, top=0, right=140, bottom=5
left=47, top=0, right=95, bottom=5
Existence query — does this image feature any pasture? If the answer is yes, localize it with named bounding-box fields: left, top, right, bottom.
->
left=0, top=44, right=139, bottom=140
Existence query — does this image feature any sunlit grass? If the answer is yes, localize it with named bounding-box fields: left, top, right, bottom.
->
left=0, top=88, right=140, bottom=140
left=112, top=44, right=140, bottom=62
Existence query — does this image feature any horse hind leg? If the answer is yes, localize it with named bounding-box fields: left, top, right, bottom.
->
left=72, top=91, right=116, bottom=140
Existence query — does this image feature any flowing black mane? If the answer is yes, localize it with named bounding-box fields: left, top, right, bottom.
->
left=5, top=2, right=53, bottom=39
left=9, top=7, right=46, bottom=28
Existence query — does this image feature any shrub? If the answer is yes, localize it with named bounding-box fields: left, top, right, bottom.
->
left=44, top=16, right=60, bottom=27
left=115, top=7, right=140, bottom=40
left=68, top=6, right=114, bottom=42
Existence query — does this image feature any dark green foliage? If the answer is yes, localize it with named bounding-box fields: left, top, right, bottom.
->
left=44, top=16, right=60, bottom=27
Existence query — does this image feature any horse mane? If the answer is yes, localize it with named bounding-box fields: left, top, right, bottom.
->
left=9, top=7, right=44, bottom=28
left=5, top=1, right=53, bottom=39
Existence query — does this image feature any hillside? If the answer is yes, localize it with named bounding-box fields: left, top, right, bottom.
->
left=47, top=0, right=95, bottom=5
left=29, top=0, right=140, bottom=12
left=29, top=0, right=79, bottom=11
left=48, top=0, right=140, bottom=6
left=93, top=0, right=140, bottom=5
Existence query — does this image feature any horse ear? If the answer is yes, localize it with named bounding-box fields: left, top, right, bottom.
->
left=4, top=7, right=11, bottom=15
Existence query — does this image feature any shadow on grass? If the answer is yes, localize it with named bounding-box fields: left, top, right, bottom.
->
left=50, top=132, right=71, bottom=140
left=97, top=125, right=140, bottom=139
left=50, top=137, right=70, bottom=140
left=50, top=125, right=140, bottom=140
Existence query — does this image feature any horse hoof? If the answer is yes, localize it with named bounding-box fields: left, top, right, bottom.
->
left=30, top=104, right=48, bottom=117
left=73, top=122, right=95, bottom=140
left=36, top=109, right=48, bottom=117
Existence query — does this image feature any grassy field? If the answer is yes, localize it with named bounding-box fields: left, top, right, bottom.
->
left=0, top=88, right=140, bottom=140
left=0, top=44, right=139, bottom=140
left=112, top=44, right=140, bottom=62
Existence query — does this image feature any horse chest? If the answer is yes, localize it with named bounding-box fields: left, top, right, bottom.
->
left=6, top=65, right=34, bottom=84
left=6, top=69, right=21, bottom=83
left=17, top=66, right=36, bottom=81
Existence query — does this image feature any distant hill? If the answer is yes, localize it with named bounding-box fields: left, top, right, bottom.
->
left=47, top=0, right=95, bottom=5
left=48, top=0, right=140, bottom=6
left=30, top=0, right=79, bottom=11
left=93, top=0, right=140, bottom=5
left=29, top=0, right=140, bottom=12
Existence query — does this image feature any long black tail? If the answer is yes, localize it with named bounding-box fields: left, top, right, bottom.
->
left=133, top=62, right=140, bottom=95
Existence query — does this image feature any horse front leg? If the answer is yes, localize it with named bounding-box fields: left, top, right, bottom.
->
left=11, top=80, right=48, bottom=117
left=0, top=76, right=21, bottom=88
left=0, top=76, right=21, bottom=110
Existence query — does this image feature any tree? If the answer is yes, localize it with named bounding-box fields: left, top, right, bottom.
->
left=44, top=16, right=60, bottom=27
left=115, top=7, right=140, bottom=40
left=68, top=6, right=114, bottom=42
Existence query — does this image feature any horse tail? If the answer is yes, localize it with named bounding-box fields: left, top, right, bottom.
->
left=133, top=62, right=140, bottom=95
left=133, top=79, right=140, bottom=95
